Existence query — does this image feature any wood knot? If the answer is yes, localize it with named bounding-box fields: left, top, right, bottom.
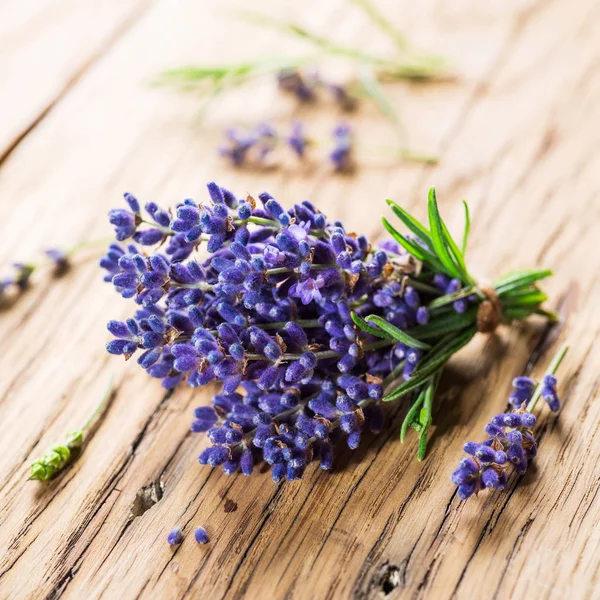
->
left=476, top=286, right=501, bottom=333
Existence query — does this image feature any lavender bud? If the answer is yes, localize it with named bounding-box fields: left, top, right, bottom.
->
left=167, top=527, right=183, bottom=546
left=194, top=526, right=209, bottom=545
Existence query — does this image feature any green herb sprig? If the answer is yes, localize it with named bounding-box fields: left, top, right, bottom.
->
left=156, top=0, right=452, bottom=149
left=29, top=377, right=115, bottom=481
left=353, top=189, right=555, bottom=459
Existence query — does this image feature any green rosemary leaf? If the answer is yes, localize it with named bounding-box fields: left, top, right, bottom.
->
left=417, top=433, right=429, bottom=460
left=416, top=375, right=437, bottom=460
left=461, top=200, right=470, bottom=255
left=383, top=329, right=472, bottom=401
left=441, top=219, right=471, bottom=280
left=385, top=199, right=433, bottom=247
left=493, top=269, right=553, bottom=294
left=502, top=306, right=537, bottom=321
left=382, top=217, right=445, bottom=271
left=351, top=312, right=393, bottom=340
left=534, top=308, right=559, bottom=322
left=383, top=368, right=437, bottom=402
left=427, top=188, right=462, bottom=279
left=501, top=290, right=548, bottom=307
left=410, top=327, right=477, bottom=376
left=364, top=314, right=432, bottom=349
left=400, top=389, right=426, bottom=442
left=499, top=286, right=543, bottom=300
left=406, top=307, right=477, bottom=340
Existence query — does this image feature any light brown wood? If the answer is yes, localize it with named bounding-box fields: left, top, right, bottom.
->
left=1, top=0, right=600, bottom=598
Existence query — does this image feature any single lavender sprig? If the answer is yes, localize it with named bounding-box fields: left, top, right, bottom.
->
left=277, top=68, right=358, bottom=111
left=101, top=182, right=555, bottom=481
left=194, top=526, right=209, bottom=545
left=29, top=377, right=114, bottom=481
left=451, top=344, right=568, bottom=500
left=167, top=527, right=184, bottom=546
left=219, top=121, right=435, bottom=171
left=1, top=238, right=112, bottom=305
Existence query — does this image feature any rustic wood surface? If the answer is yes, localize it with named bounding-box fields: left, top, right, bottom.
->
left=1, top=0, right=599, bottom=598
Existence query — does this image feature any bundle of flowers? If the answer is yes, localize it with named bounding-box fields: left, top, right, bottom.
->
left=100, top=182, right=555, bottom=482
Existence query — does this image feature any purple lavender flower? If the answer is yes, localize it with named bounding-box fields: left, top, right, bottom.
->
left=167, top=527, right=183, bottom=546
left=452, top=354, right=566, bottom=499
left=541, top=374, right=561, bottom=411
left=289, top=277, right=323, bottom=305
left=452, top=409, right=537, bottom=499
left=287, top=121, right=310, bottom=158
left=0, top=263, right=36, bottom=301
left=220, top=127, right=257, bottom=167
left=45, top=248, right=69, bottom=272
left=327, top=82, right=358, bottom=112
left=330, top=123, right=353, bottom=172
left=102, top=182, right=442, bottom=481
left=277, top=69, right=316, bottom=102
left=194, top=526, right=209, bottom=544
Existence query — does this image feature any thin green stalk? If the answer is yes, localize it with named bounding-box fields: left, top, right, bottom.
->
left=29, top=376, right=115, bottom=481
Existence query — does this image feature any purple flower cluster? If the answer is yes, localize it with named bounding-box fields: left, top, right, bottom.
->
left=0, top=263, right=34, bottom=300
left=219, top=121, right=352, bottom=171
left=277, top=69, right=358, bottom=111
left=102, top=182, right=447, bottom=482
left=452, top=374, right=561, bottom=499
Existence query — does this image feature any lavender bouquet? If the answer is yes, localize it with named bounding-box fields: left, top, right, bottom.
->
left=101, top=183, right=554, bottom=482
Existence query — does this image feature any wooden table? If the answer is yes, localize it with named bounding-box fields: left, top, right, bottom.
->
left=1, top=1, right=599, bottom=598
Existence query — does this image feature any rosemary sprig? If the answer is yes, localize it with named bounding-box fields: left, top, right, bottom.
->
left=354, top=188, right=555, bottom=459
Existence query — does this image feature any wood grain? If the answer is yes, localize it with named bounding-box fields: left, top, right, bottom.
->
left=1, top=0, right=600, bottom=598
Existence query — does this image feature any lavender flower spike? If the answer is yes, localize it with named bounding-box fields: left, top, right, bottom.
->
left=452, top=344, right=568, bottom=500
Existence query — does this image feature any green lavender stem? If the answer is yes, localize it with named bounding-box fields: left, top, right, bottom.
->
left=29, top=376, right=115, bottom=481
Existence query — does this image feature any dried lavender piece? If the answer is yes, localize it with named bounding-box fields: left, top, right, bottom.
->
left=167, top=527, right=184, bottom=546
left=452, top=344, right=568, bottom=500
left=194, top=526, right=209, bottom=545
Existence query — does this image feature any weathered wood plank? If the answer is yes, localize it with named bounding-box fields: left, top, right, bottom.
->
left=1, top=0, right=600, bottom=599
left=0, top=0, right=155, bottom=163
